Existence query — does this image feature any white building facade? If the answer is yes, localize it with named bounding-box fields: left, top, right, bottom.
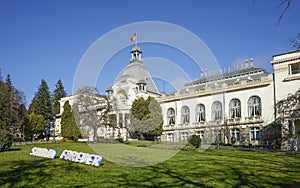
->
left=158, top=50, right=300, bottom=150
left=56, top=45, right=300, bottom=150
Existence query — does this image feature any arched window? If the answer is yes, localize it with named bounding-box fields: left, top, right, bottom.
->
left=181, top=106, right=190, bottom=124
left=248, top=96, right=261, bottom=117
left=212, top=101, right=222, bottom=121
left=195, top=104, right=205, bottom=123
left=229, top=99, right=241, bottom=118
left=167, top=108, right=175, bottom=125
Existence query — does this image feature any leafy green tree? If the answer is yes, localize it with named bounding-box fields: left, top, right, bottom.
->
left=28, top=79, right=53, bottom=121
left=61, top=101, right=80, bottom=141
left=129, top=96, right=163, bottom=140
left=26, top=112, right=46, bottom=140
left=52, top=79, right=67, bottom=115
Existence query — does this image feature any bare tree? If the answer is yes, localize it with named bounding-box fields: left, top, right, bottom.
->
left=72, top=87, right=107, bottom=142
left=289, top=34, right=300, bottom=49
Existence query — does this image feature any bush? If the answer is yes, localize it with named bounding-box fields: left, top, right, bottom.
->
left=188, top=135, right=201, bottom=148
left=0, top=129, right=13, bottom=152
left=115, top=138, right=124, bottom=143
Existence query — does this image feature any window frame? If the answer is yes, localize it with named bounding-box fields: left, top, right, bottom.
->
left=229, top=98, right=241, bottom=119
left=167, top=108, right=176, bottom=125
left=211, top=101, right=222, bottom=121
left=248, top=96, right=261, bottom=117
left=250, top=127, right=261, bottom=141
left=195, top=104, right=206, bottom=123
left=181, top=106, right=190, bottom=124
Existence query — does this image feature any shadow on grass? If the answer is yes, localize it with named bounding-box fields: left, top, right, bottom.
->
left=8, top=148, right=22, bottom=151
left=0, top=158, right=88, bottom=187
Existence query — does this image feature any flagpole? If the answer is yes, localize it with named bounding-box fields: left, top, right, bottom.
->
left=135, top=31, right=138, bottom=45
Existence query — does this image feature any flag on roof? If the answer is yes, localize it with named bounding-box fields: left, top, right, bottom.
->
left=130, top=33, right=136, bottom=42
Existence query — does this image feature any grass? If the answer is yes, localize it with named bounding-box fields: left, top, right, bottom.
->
left=0, top=142, right=300, bottom=187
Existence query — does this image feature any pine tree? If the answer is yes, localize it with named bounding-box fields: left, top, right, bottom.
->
left=61, top=101, right=80, bottom=141
left=28, top=79, right=53, bottom=121
left=5, top=74, right=20, bottom=127
left=52, top=79, right=67, bottom=115
left=0, top=79, right=10, bottom=130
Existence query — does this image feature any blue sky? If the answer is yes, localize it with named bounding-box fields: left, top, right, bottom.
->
left=0, top=0, right=299, bottom=106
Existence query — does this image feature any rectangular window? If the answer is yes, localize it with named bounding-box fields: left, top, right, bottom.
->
left=181, top=132, right=189, bottom=141
left=231, top=129, right=240, bottom=142
left=290, top=63, right=300, bottom=75
left=167, top=133, right=174, bottom=142
left=250, top=127, right=260, bottom=141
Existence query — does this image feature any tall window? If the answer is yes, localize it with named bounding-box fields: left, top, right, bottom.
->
left=248, top=96, right=261, bottom=117
left=250, top=127, right=261, bottom=141
left=167, top=108, right=175, bottom=125
left=231, top=128, right=240, bottom=142
left=229, top=99, right=241, bottom=118
left=167, top=133, right=174, bottom=142
left=212, top=101, right=222, bottom=121
left=195, top=104, right=205, bottom=123
left=181, top=106, right=190, bottom=124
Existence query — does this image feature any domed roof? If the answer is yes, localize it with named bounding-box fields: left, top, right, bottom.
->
left=131, top=45, right=142, bottom=53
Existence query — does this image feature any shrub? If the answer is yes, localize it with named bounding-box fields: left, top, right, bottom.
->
left=0, top=129, right=13, bottom=152
left=188, top=135, right=201, bottom=148
left=115, top=138, right=124, bottom=143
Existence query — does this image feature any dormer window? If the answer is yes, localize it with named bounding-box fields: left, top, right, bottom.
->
left=289, top=62, right=300, bottom=75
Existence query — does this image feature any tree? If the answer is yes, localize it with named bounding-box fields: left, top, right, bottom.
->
left=276, top=89, right=300, bottom=120
left=26, top=112, right=46, bottom=141
left=0, top=78, right=10, bottom=130
left=0, top=73, right=26, bottom=132
left=290, top=34, right=300, bottom=49
left=28, top=79, right=53, bottom=121
left=61, top=101, right=80, bottom=141
left=52, top=79, right=67, bottom=115
left=0, top=129, right=12, bottom=152
left=72, top=87, right=107, bottom=142
left=5, top=75, right=23, bottom=128
left=129, top=96, right=163, bottom=140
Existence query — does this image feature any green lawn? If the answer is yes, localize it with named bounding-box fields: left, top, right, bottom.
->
left=0, top=142, right=300, bottom=187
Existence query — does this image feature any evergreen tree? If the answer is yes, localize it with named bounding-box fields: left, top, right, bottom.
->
left=5, top=74, right=20, bottom=127
left=61, top=101, right=80, bottom=141
left=0, top=78, right=10, bottom=130
left=52, top=79, right=67, bottom=115
left=28, top=79, right=53, bottom=121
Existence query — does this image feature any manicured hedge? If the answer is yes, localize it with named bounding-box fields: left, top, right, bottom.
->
left=188, top=134, right=201, bottom=148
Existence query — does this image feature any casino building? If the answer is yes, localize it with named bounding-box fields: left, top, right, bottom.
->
left=57, top=45, right=300, bottom=150
left=158, top=49, right=300, bottom=150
